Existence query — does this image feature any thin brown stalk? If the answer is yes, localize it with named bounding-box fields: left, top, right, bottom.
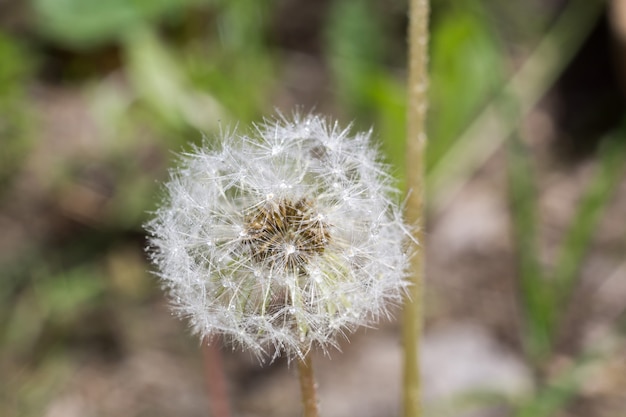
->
left=202, top=339, right=232, bottom=417
left=403, top=0, right=429, bottom=417
left=297, top=353, right=320, bottom=417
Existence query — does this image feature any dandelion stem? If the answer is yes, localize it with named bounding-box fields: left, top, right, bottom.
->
left=202, top=339, right=232, bottom=417
left=297, top=353, right=320, bottom=417
left=403, top=0, right=429, bottom=417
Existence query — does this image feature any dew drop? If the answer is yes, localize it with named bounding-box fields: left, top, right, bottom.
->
left=311, top=270, right=322, bottom=283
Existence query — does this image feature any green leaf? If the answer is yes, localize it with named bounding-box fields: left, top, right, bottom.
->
left=552, top=128, right=626, bottom=305
left=428, top=4, right=504, bottom=171
left=0, top=32, right=35, bottom=192
left=507, top=134, right=554, bottom=365
left=326, top=0, right=385, bottom=114
left=32, top=0, right=208, bottom=48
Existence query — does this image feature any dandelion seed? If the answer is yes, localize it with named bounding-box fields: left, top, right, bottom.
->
left=146, top=113, right=412, bottom=361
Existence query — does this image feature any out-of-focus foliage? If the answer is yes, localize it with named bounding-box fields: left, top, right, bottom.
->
left=326, top=0, right=385, bottom=116
left=428, top=1, right=504, bottom=171
left=183, top=0, right=275, bottom=123
left=326, top=0, right=406, bottom=180
left=0, top=32, right=33, bottom=190
left=32, top=0, right=208, bottom=48
left=509, top=123, right=626, bottom=366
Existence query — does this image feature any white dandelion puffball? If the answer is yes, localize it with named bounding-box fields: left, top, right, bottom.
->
left=147, top=113, right=411, bottom=360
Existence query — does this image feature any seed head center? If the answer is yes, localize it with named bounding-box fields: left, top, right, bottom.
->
left=242, top=198, right=330, bottom=272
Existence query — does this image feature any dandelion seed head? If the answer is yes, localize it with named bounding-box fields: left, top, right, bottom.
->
left=146, top=113, right=412, bottom=361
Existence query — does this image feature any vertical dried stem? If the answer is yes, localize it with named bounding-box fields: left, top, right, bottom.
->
left=202, top=340, right=232, bottom=417
left=403, top=0, right=429, bottom=417
left=298, top=353, right=320, bottom=417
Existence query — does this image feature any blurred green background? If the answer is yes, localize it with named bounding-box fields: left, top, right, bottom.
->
left=1, top=0, right=625, bottom=416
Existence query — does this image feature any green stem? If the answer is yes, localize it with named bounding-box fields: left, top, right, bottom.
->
left=403, top=0, right=429, bottom=417
left=297, top=353, right=320, bottom=417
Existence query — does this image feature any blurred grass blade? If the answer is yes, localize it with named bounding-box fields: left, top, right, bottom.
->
left=507, top=134, right=554, bottom=366
left=513, top=351, right=599, bottom=417
left=508, top=121, right=626, bottom=368
left=0, top=32, right=34, bottom=193
left=513, top=366, right=580, bottom=417
left=325, top=0, right=407, bottom=182
left=326, top=0, right=384, bottom=116
left=428, top=0, right=604, bottom=213
left=552, top=126, right=626, bottom=304
left=123, top=27, right=187, bottom=129
left=123, top=27, right=223, bottom=132
left=428, top=2, right=504, bottom=172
